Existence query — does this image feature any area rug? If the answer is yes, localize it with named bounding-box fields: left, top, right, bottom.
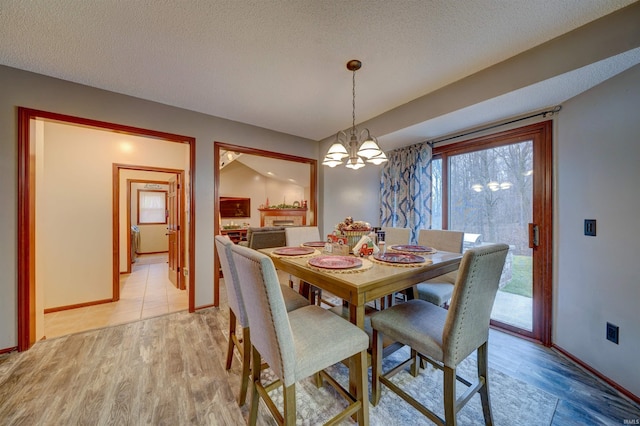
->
left=255, top=346, right=558, bottom=425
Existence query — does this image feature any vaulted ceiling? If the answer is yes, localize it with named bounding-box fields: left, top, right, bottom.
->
left=2, top=1, right=639, bottom=152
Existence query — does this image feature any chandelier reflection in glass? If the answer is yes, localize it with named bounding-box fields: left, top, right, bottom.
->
left=322, top=60, right=387, bottom=170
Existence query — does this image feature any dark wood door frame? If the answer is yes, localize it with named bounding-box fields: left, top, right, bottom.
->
left=434, top=121, right=553, bottom=346
left=125, top=178, right=171, bottom=274
left=17, top=107, right=196, bottom=351
left=213, top=142, right=318, bottom=307
left=116, top=168, right=184, bottom=299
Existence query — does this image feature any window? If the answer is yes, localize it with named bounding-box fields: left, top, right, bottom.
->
left=138, top=190, right=167, bottom=224
left=432, top=121, right=553, bottom=343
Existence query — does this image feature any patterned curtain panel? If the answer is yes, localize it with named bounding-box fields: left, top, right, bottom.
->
left=379, top=142, right=432, bottom=243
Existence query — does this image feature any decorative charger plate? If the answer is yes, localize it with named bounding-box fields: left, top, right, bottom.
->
left=273, top=246, right=316, bottom=256
left=308, top=256, right=362, bottom=270
left=374, top=252, right=425, bottom=264
left=390, top=244, right=434, bottom=253
left=302, top=241, right=326, bottom=248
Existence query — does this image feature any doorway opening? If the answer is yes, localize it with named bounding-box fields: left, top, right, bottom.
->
left=432, top=121, right=552, bottom=345
left=17, top=108, right=196, bottom=351
left=213, top=142, right=317, bottom=306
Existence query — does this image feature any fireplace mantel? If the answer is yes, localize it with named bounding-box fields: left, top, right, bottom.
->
left=259, top=208, right=307, bottom=227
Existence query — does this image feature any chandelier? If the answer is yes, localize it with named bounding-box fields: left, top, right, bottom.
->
left=322, top=60, right=387, bottom=170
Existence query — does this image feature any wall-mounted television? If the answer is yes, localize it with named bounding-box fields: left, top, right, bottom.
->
left=220, top=197, right=251, bottom=218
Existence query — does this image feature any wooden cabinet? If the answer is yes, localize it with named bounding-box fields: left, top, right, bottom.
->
left=259, top=208, right=307, bottom=227
left=220, top=228, right=247, bottom=244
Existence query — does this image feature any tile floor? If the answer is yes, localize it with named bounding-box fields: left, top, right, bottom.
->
left=44, top=253, right=188, bottom=339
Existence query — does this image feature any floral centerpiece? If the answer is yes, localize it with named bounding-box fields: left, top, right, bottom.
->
left=335, top=216, right=372, bottom=252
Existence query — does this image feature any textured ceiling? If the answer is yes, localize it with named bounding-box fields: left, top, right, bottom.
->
left=1, top=0, right=638, bottom=145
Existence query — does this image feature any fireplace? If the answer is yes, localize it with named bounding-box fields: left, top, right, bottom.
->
left=259, top=208, right=307, bottom=227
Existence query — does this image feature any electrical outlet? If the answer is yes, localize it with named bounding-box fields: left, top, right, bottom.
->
left=584, top=219, right=596, bottom=236
left=606, top=322, right=619, bottom=344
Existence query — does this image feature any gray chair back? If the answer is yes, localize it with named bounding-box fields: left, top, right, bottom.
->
left=215, top=235, right=248, bottom=327
left=381, top=227, right=410, bottom=246
left=230, top=243, right=296, bottom=386
left=443, top=243, right=509, bottom=366
left=418, top=229, right=464, bottom=253
left=285, top=226, right=321, bottom=247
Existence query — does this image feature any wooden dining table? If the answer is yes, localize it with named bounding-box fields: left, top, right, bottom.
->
left=260, top=247, right=463, bottom=331
left=261, top=246, right=463, bottom=405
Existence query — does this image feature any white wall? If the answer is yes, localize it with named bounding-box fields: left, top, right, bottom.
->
left=219, top=161, right=308, bottom=227
left=36, top=121, right=187, bottom=312
left=554, top=63, right=640, bottom=397
left=321, top=163, right=381, bottom=236
left=0, top=64, right=317, bottom=350
left=219, top=161, right=266, bottom=228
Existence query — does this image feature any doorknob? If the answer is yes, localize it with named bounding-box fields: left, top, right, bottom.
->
left=528, top=223, right=539, bottom=248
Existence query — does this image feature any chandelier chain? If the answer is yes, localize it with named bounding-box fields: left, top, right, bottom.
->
left=352, top=69, right=356, bottom=134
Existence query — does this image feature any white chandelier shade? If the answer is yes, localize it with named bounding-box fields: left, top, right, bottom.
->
left=322, top=59, right=387, bottom=170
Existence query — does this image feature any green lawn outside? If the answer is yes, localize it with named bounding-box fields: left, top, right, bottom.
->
left=500, top=255, right=532, bottom=298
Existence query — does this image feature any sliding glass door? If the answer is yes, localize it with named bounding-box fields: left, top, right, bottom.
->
left=432, top=122, right=552, bottom=343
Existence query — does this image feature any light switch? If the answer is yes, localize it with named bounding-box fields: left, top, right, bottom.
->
left=584, top=219, right=596, bottom=236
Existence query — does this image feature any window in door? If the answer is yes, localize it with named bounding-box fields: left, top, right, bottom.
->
left=432, top=121, right=552, bottom=344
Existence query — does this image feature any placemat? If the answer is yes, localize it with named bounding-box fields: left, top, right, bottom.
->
left=388, top=247, right=438, bottom=256
left=307, top=258, right=373, bottom=274
left=371, top=256, right=433, bottom=268
left=270, top=249, right=320, bottom=259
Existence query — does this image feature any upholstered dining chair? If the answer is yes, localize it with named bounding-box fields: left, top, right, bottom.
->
left=415, top=229, right=465, bottom=307
left=214, top=235, right=309, bottom=406
left=370, top=243, right=509, bottom=425
left=381, top=226, right=411, bottom=247
left=230, top=243, right=369, bottom=426
left=284, top=226, right=330, bottom=306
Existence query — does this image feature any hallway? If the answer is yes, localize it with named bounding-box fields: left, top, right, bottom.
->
left=44, top=253, right=188, bottom=339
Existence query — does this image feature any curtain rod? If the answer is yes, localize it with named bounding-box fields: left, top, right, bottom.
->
left=427, top=105, right=562, bottom=146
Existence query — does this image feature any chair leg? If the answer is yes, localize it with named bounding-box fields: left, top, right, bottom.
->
left=443, top=366, right=457, bottom=426
left=283, top=383, right=297, bottom=425
left=248, top=346, right=262, bottom=426
left=354, top=350, right=370, bottom=426
left=238, top=327, right=251, bottom=406
left=410, top=348, right=419, bottom=377
left=225, top=309, right=237, bottom=371
left=477, top=343, right=494, bottom=425
left=371, top=329, right=383, bottom=406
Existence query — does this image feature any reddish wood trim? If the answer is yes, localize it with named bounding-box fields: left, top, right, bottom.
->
left=0, top=346, right=18, bottom=355
left=433, top=121, right=553, bottom=346
left=187, top=139, right=196, bottom=313
left=553, top=344, right=640, bottom=405
left=111, top=164, right=120, bottom=302
left=213, top=146, right=221, bottom=308
left=194, top=303, right=216, bottom=310
left=126, top=179, right=132, bottom=274
left=44, top=298, right=114, bottom=314
left=17, top=107, right=35, bottom=351
left=127, top=179, right=171, bottom=273
left=114, top=165, right=184, bottom=297
left=17, top=107, right=197, bottom=351
left=213, top=142, right=318, bottom=308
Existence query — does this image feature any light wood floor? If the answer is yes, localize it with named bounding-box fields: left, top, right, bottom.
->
left=44, top=253, right=188, bottom=339
left=2, top=275, right=639, bottom=425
